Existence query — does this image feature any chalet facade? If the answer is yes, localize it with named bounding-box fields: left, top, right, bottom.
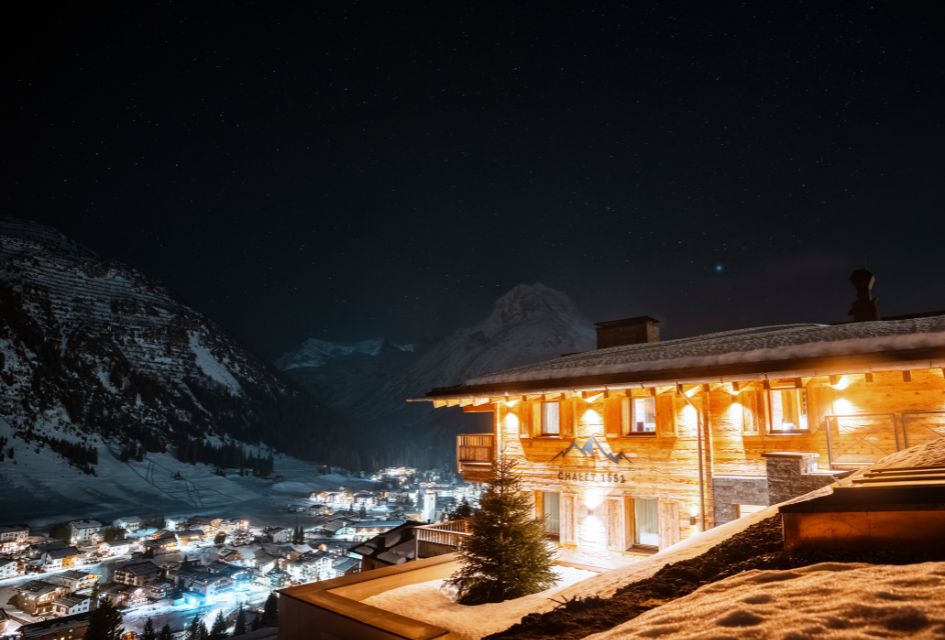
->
left=418, top=276, right=945, bottom=556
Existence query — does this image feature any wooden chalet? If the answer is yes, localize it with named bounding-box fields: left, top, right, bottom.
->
left=414, top=272, right=945, bottom=557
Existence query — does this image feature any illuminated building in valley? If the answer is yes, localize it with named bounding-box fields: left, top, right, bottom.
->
left=414, top=273, right=945, bottom=556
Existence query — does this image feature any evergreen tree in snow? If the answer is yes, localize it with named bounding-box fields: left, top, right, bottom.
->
left=85, top=599, right=124, bottom=640
left=447, top=456, right=555, bottom=604
left=208, top=611, right=227, bottom=640
left=159, top=624, right=173, bottom=640
left=141, top=618, right=156, bottom=640
left=259, top=592, right=278, bottom=627
left=233, top=604, right=247, bottom=637
left=185, top=615, right=205, bottom=640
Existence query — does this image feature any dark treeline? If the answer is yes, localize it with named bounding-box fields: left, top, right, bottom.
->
left=174, top=437, right=274, bottom=476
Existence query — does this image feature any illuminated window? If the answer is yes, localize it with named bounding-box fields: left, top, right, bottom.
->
left=622, top=397, right=656, bottom=434
left=542, top=491, right=560, bottom=536
left=633, top=498, right=659, bottom=547
left=541, top=401, right=560, bottom=435
left=768, top=388, right=808, bottom=432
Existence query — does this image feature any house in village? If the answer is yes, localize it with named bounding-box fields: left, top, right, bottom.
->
left=0, top=524, right=29, bottom=556
left=112, top=516, right=142, bottom=532
left=67, top=520, right=102, bottom=545
left=17, top=611, right=90, bottom=640
left=13, top=581, right=66, bottom=616
left=414, top=272, right=945, bottom=556
left=350, top=521, right=421, bottom=571
left=50, top=595, right=91, bottom=618
left=112, top=560, right=163, bottom=586
left=42, top=546, right=81, bottom=570
left=52, top=570, right=99, bottom=592
left=0, top=557, right=21, bottom=579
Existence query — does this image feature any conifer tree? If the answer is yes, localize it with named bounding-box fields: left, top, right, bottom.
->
left=209, top=611, right=227, bottom=640
left=86, top=599, right=124, bottom=640
left=141, top=618, right=156, bottom=640
left=159, top=624, right=173, bottom=640
left=447, top=456, right=556, bottom=604
left=233, top=604, right=247, bottom=637
left=259, top=592, right=278, bottom=627
left=185, top=615, right=204, bottom=640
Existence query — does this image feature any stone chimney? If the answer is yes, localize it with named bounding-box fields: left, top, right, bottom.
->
left=849, top=269, right=880, bottom=322
left=595, top=316, right=660, bottom=349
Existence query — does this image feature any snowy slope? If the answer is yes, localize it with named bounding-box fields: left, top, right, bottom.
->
left=0, top=418, right=365, bottom=525
left=279, top=283, right=596, bottom=468
left=0, top=216, right=340, bottom=473
left=587, top=562, right=945, bottom=639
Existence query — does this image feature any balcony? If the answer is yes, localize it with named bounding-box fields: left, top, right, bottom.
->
left=415, top=518, right=472, bottom=559
left=456, top=433, right=494, bottom=481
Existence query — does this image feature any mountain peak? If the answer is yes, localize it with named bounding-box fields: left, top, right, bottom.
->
left=491, top=283, right=586, bottom=326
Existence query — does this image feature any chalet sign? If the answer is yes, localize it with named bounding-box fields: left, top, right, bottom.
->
left=558, top=470, right=627, bottom=484
left=550, top=435, right=633, bottom=465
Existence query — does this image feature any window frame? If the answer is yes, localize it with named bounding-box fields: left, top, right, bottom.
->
left=632, top=497, right=660, bottom=548
left=621, top=396, right=658, bottom=436
left=540, top=401, right=561, bottom=436
left=766, top=387, right=809, bottom=433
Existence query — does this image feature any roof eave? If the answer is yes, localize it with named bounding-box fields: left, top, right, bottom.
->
left=412, top=345, right=945, bottom=402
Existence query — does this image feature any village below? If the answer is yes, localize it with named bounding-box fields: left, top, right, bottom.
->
left=0, top=466, right=482, bottom=640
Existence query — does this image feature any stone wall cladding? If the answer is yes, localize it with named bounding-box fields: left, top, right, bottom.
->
left=712, top=476, right=768, bottom=525
left=763, top=452, right=846, bottom=505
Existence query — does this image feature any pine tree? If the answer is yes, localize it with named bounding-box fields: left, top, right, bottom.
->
left=233, top=604, right=247, bottom=637
left=142, top=618, right=156, bottom=640
left=85, top=599, right=124, bottom=640
left=209, top=611, right=227, bottom=640
left=447, top=456, right=556, bottom=604
left=159, top=624, right=173, bottom=640
left=185, top=615, right=204, bottom=640
left=259, top=592, right=278, bottom=627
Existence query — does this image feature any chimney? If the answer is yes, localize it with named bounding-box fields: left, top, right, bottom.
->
left=848, top=269, right=880, bottom=322
left=595, top=316, right=660, bottom=349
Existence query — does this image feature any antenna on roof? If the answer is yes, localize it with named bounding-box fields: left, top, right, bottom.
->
left=849, top=269, right=880, bottom=322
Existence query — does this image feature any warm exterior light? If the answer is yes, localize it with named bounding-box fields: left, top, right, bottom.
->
left=684, top=385, right=701, bottom=398
left=829, top=375, right=852, bottom=391
left=504, top=398, right=520, bottom=407
left=582, top=391, right=604, bottom=403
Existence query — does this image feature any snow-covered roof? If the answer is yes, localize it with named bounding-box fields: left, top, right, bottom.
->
left=427, top=315, right=945, bottom=396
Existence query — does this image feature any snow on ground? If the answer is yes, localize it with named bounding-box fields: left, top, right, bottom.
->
left=0, top=419, right=373, bottom=526
left=363, top=564, right=597, bottom=640
left=585, top=561, right=945, bottom=640
left=188, top=330, right=241, bottom=394
left=866, top=435, right=945, bottom=471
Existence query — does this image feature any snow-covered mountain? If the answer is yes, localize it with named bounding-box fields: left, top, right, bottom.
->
left=276, top=337, right=414, bottom=370
left=0, top=217, right=341, bottom=471
left=280, top=283, right=596, bottom=468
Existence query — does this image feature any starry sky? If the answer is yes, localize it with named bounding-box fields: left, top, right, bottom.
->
left=6, top=2, right=945, bottom=359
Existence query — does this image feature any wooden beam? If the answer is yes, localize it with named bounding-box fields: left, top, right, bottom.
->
left=463, top=403, right=495, bottom=413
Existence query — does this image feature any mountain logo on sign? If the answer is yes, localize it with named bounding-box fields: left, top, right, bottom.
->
left=550, top=435, right=633, bottom=465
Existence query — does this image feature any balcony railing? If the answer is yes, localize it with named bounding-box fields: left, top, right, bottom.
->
left=456, top=433, right=494, bottom=481
left=415, top=518, right=472, bottom=558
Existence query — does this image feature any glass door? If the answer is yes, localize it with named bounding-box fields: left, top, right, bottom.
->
left=633, top=498, right=659, bottom=547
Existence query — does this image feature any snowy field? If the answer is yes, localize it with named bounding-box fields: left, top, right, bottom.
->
left=363, top=564, right=597, bottom=640
left=586, top=561, right=945, bottom=639
left=0, top=420, right=375, bottom=526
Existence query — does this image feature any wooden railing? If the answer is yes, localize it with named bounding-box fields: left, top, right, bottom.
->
left=415, top=518, right=472, bottom=558
left=456, top=433, right=494, bottom=480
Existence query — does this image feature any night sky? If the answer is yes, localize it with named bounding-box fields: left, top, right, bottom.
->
left=6, top=3, right=945, bottom=359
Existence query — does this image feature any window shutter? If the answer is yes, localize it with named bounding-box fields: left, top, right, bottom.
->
left=530, top=401, right=541, bottom=436
left=560, top=399, right=574, bottom=437
left=658, top=500, right=681, bottom=548
left=604, top=397, right=621, bottom=438
left=519, top=403, right=530, bottom=438
left=657, top=395, right=676, bottom=436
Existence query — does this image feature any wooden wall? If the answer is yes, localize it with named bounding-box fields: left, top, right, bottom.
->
left=479, top=368, right=945, bottom=551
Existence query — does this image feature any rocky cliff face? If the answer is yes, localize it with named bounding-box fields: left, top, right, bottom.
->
left=281, top=283, right=596, bottom=468
left=0, top=217, right=340, bottom=469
